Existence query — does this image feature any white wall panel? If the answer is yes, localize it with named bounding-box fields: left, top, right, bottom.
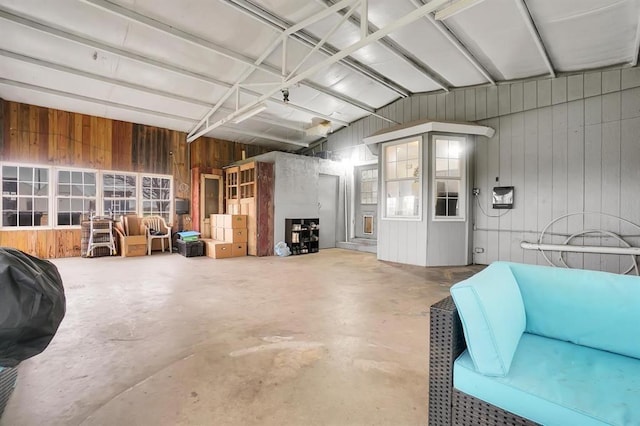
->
left=324, top=66, right=640, bottom=273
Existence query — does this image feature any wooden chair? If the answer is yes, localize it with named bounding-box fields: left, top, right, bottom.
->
left=141, top=215, right=171, bottom=255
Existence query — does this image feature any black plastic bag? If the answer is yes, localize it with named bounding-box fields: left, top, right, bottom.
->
left=0, top=248, right=66, bottom=367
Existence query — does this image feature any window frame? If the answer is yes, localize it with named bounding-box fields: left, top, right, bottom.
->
left=431, top=135, right=466, bottom=222
left=101, top=171, right=139, bottom=218
left=54, top=166, right=99, bottom=228
left=381, top=137, right=423, bottom=221
left=0, top=162, right=175, bottom=230
left=139, top=172, right=174, bottom=225
left=359, top=167, right=378, bottom=205
left=0, top=162, right=52, bottom=230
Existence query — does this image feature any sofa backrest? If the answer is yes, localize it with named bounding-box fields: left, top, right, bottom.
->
left=507, top=262, right=640, bottom=360
left=450, top=263, right=526, bottom=376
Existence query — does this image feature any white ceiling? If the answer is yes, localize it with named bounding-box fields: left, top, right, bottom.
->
left=0, top=0, right=638, bottom=151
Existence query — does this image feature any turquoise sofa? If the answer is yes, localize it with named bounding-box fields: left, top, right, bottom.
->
left=430, top=262, right=640, bottom=426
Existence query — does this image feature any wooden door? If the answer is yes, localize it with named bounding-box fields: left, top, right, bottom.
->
left=200, top=174, right=223, bottom=238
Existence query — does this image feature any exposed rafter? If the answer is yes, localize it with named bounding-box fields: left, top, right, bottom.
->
left=317, top=0, right=451, bottom=91
left=2, top=48, right=310, bottom=134
left=219, top=127, right=309, bottom=148
left=187, top=0, right=450, bottom=142
left=0, top=6, right=350, bottom=128
left=408, top=0, right=495, bottom=85
left=514, top=0, right=556, bottom=78
left=0, top=77, right=196, bottom=122
left=79, top=0, right=379, bottom=115
left=220, top=0, right=411, bottom=98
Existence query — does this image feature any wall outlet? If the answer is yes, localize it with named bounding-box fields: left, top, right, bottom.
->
left=474, top=247, right=485, bottom=253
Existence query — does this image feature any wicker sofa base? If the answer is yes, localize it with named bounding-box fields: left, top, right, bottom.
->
left=429, top=296, right=540, bottom=426
left=452, top=389, right=538, bottom=426
left=0, top=367, right=17, bottom=418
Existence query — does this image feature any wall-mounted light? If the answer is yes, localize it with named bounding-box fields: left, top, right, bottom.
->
left=231, top=103, right=267, bottom=124
left=434, top=0, right=486, bottom=20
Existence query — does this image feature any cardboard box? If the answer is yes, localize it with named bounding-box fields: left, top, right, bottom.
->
left=231, top=242, right=247, bottom=257
left=204, top=239, right=233, bottom=259
left=211, top=227, right=225, bottom=241
left=222, top=214, right=247, bottom=229
left=119, top=234, right=147, bottom=257
left=223, top=227, right=247, bottom=243
left=210, top=214, right=222, bottom=228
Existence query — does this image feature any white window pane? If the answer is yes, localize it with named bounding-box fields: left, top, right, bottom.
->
left=3, top=166, right=17, bottom=179
left=386, top=162, right=396, bottom=180
left=448, top=159, right=460, bottom=177
left=71, top=185, right=83, bottom=196
left=386, top=181, right=399, bottom=216
left=19, top=182, right=33, bottom=196
left=407, top=161, right=418, bottom=178
left=35, top=169, right=48, bottom=183
left=396, top=144, right=407, bottom=161
left=71, top=172, right=83, bottom=184
left=436, top=159, right=448, bottom=177
left=19, top=167, right=33, bottom=181
left=85, top=184, right=96, bottom=197
left=396, top=161, right=408, bottom=178
left=449, top=140, right=460, bottom=158
left=436, top=140, right=448, bottom=158
left=58, top=171, right=70, bottom=183
left=386, top=145, right=397, bottom=163
left=35, top=198, right=48, bottom=211
left=34, top=183, right=48, bottom=196
left=84, top=172, right=95, bottom=185
left=435, top=198, right=447, bottom=216
left=407, top=141, right=419, bottom=160
left=58, top=198, right=70, bottom=212
left=71, top=199, right=83, bottom=211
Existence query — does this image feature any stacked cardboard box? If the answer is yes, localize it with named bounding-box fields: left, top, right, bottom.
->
left=204, top=214, right=248, bottom=259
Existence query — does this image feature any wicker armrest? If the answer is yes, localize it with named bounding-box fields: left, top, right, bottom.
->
left=429, top=296, right=466, bottom=426
left=429, top=296, right=539, bottom=426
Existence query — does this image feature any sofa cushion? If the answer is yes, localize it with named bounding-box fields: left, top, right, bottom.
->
left=507, top=262, right=640, bottom=360
left=454, top=333, right=640, bottom=426
left=450, top=262, right=526, bottom=376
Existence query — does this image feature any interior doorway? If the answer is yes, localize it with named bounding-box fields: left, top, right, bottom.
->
left=200, top=174, right=223, bottom=238
left=318, top=174, right=338, bottom=249
left=354, top=165, right=378, bottom=240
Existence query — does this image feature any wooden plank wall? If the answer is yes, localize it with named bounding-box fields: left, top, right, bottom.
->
left=321, top=66, right=640, bottom=274
left=0, top=99, right=269, bottom=258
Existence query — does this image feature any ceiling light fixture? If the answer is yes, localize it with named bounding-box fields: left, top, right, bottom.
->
left=231, top=103, right=268, bottom=124
left=434, top=0, right=486, bottom=21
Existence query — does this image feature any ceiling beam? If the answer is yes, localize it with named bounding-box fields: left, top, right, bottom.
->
left=318, top=0, right=451, bottom=91
left=408, top=0, right=495, bottom=85
left=1, top=49, right=312, bottom=133
left=0, top=77, right=197, bottom=122
left=79, top=0, right=379, bottom=115
left=220, top=0, right=411, bottom=98
left=0, top=7, right=350, bottom=127
left=219, top=127, right=309, bottom=147
left=188, top=0, right=450, bottom=141
left=514, top=0, right=556, bottom=78
left=0, top=77, right=310, bottom=148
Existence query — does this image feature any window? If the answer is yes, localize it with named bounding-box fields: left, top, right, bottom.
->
left=103, top=172, right=137, bottom=217
left=360, top=169, right=378, bottom=204
left=141, top=175, right=172, bottom=223
left=56, top=170, right=97, bottom=226
left=383, top=139, right=421, bottom=218
left=433, top=137, right=465, bottom=220
left=0, top=163, right=173, bottom=229
left=2, top=165, right=49, bottom=227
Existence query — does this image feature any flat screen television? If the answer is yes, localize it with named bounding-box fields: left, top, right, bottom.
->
left=175, top=198, right=189, bottom=215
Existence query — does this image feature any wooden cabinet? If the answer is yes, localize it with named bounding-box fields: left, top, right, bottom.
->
left=285, top=218, right=319, bottom=255
left=225, top=161, right=274, bottom=256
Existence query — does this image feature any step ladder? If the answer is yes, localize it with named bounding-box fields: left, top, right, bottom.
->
left=87, top=216, right=116, bottom=257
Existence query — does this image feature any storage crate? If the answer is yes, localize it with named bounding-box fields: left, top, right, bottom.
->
left=176, top=239, right=204, bottom=257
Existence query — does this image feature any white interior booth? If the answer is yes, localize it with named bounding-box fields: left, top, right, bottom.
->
left=363, top=120, right=495, bottom=267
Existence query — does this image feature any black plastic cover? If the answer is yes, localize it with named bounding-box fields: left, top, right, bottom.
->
left=0, top=248, right=66, bottom=367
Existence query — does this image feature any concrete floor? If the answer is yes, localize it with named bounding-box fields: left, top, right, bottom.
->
left=1, top=249, right=481, bottom=426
